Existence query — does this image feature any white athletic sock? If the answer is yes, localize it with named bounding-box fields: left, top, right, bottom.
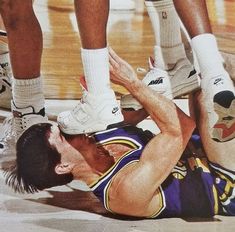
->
left=81, top=47, right=111, bottom=95
left=13, top=76, right=45, bottom=113
left=191, top=33, right=225, bottom=78
left=145, top=0, right=187, bottom=69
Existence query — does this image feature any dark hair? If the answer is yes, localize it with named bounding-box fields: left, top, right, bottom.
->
left=5, top=123, right=73, bottom=193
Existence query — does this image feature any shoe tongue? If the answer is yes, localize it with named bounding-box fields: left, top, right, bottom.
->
left=148, top=57, right=155, bottom=69
left=80, top=76, right=88, bottom=91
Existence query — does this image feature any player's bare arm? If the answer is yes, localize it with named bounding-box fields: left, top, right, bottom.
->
left=108, top=48, right=196, bottom=217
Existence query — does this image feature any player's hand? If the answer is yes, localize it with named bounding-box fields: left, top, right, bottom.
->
left=109, top=47, right=138, bottom=87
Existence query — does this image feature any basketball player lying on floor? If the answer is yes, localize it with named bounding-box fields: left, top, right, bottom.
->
left=6, top=48, right=235, bottom=218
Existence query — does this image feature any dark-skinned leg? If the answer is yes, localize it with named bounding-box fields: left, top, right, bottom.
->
left=120, top=0, right=200, bottom=112
left=57, top=0, right=124, bottom=135
left=0, top=0, right=47, bottom=140
left=173, top=0, right=235, bottom=142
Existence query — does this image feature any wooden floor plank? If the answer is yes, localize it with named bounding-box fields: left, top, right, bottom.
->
left=33, top=0, right=235, bottom=99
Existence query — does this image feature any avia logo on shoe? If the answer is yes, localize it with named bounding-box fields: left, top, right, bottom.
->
left=214, top=78, right=223, bottom=85
left=112, top=107, right=119, bottom=114
left=148, top=78, right=163, bottom=86
left=0, top=85, right=6, bottom=94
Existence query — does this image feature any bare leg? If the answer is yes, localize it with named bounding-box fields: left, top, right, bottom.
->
left=0, top=0, right=47, bottom=139
left=57, top=0, right=124, bottom=135
left=173, top=0, right=235, bottom=143
left=120, top=0, right=200, bottom=113
left=0, top=0, right=42, bottom=78
left=173, top=0, right=211, bottom=38
left=74, top=0, right=108, bottom=49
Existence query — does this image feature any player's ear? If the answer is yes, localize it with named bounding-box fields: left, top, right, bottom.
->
left=55, top=162, right=74, bottom=175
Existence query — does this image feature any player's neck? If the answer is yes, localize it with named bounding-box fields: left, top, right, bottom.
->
left=66, top=135, right=115, bottom=183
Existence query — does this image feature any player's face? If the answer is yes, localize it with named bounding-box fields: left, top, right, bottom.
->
left=48, top=124, right=98, bottom=158
left=48, top=124, right=75, bottom=155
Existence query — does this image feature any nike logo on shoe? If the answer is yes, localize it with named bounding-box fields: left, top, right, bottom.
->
left=187, top=69, right=197, bottom=78
left=214, top=78, right=223, bottom=85
left=112, top=107, right=119, bottom=114
left=148, top=78, right=164, bottom=86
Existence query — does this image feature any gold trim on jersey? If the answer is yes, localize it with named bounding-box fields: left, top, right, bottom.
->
left=100, top=139, right=139, bottom=149
left=104, top=179, right=115, bottom=213
left=209, top=163, right=235, bottom=213
left=89, top=137, right=142, bottom=189
left=214, top=170, right=235, bottom=204
left=188, top=157, right=210, bottom=172
left=212, top=185, right=219, bottom=214
left=149, top=186, right=166, bottom=218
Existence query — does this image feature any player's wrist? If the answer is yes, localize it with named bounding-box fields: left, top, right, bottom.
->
left=126, top=78, right=142, bottom=94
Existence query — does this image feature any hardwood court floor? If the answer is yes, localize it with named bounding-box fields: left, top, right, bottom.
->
left=0, top=2, right=235, bottom=232
left=35, top=0, right=235, bottom=100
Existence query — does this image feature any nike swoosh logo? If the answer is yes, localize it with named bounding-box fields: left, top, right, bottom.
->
left=187, top=69, right=197, bottom=78
left=0, top=85, right=6, bottom=94
left=214, top=78, right=222, bottom=85
left=112, top=107, right=119, bottom=114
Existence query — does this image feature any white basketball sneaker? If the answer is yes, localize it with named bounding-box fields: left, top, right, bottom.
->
left=12, top=102, right=48, bottom=139
left=201, top=72, right=235, bottom=142
left=58, top=90, right=124, bottom=134
left=0, top=52, right=12, bottom=109
left=121, top=58, right=200, bottom=110
left=110, top=0, right=135, bottom=10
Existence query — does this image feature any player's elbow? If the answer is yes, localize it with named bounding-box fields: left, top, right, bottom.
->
left=174, top=116, right=196, bottom=147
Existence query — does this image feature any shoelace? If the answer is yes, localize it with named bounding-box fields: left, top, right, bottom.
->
left=13, top=116, right=25, bottom=138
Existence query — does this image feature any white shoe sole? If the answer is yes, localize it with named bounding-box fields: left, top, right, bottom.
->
left=58, top=119, right=124, bottom=134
